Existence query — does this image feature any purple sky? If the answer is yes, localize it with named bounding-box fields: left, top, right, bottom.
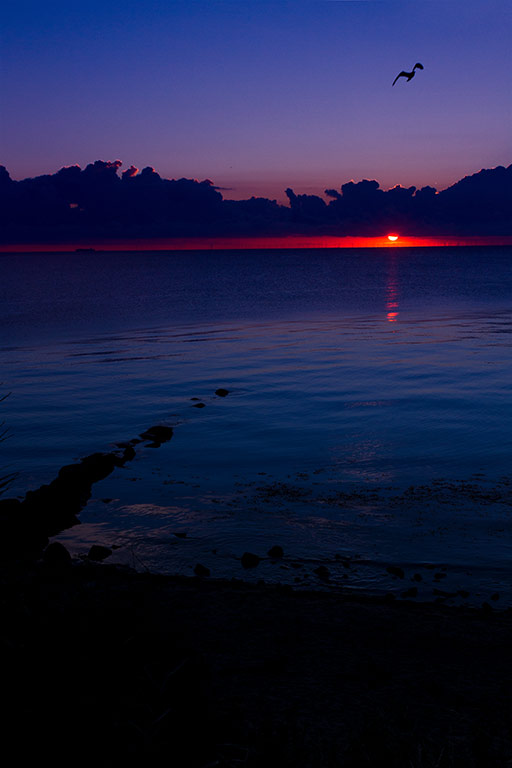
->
left=1, top=1, right=511, bottom=202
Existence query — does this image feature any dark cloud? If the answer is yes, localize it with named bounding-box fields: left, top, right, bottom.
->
left=0, top=166, right=13, bottom=187
left=122, top=165, right=139, bottom=179
left=0, top=161, right=510, bottom=244
left=139, top=166, right=161, bottom=182
left=286, top=188, right=328, bottom=225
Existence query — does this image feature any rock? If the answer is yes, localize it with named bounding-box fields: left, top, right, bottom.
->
left=386, top=565, right=405, bottom=579
left=241, top=552, right=261, bottom=569
left=491, top=593, right=500, bottom=601
left=401, top=587, right=418, bottom=599
left=42, top=542, right=72, bottom=567
left=173, top=532, right=187, bottom=539
left=26, top=532, right=51, bottom=558
left=268, top=545, right=284, bottom=559
left=215, top=388, right=229, bottom=397
left=434, top=572, right=447, bottom=580
left=57, top=453, right=117, bottom=489
left=193, top=402, right=206, bottom=409
left=87, top=544, right=113, bottom=562
left=0, top=497, right=22, bottom=520
left=80, top=451, right=123, bottom=479
left=120, top=444, right=136, bottom=462
left=139, top=425, right=174, bottom=447
left=313, top=566, right=330, bottom=581
left=413, top=573, right=423, bottom=582
left=21, top=451, right=122, bottom=536
left=114, top=443, right=136, bottom=463
left=457, top=590, right=470, bottom=598
left=194, top=563, right=210, bottom=577
left=1, top=442, right=137, bottom=563
left=0, top=522, right=48, bottom=561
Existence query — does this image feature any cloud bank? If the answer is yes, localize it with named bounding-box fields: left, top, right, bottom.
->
left=0, top=160, right=510, bottom=244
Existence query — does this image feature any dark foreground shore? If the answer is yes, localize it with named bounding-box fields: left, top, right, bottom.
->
left=1, top=423, right=511, bottom=766
left=2, top=556, right=511, bottom=767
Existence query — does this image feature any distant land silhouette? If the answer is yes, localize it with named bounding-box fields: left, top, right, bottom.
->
left=0, top=161, right=510, bottom=244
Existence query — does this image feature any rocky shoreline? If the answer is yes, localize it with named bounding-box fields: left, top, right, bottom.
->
left=0, top=423, right=174, bottom=561
left=1, top=406, right=512, bottom=765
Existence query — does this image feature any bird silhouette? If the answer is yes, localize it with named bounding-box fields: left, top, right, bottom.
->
left=392, top=62, right=424, bottom=86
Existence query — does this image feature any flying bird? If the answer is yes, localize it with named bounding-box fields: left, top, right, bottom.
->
left=392, top=62, right=424, bottom=86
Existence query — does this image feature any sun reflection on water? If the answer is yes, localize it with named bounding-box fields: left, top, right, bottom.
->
left=385, top=254, right=400, bottom=322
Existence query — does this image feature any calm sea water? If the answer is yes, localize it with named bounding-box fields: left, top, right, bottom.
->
left=1, top=247, right=511, bottom=603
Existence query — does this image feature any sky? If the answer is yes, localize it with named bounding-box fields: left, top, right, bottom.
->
left=1, top=0, right=511, bottom=203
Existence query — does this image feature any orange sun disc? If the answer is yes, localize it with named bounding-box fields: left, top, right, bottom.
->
left=387, top=234, right=399, bottom=242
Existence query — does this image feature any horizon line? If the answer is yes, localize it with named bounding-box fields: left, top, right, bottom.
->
left=1, top=235, right=511, bottom=254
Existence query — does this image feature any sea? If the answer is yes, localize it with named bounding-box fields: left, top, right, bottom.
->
left=1, top=246, right=511, bottom=605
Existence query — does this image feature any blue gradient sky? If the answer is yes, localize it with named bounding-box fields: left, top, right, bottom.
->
left=1, top=0, right=511, bottom=202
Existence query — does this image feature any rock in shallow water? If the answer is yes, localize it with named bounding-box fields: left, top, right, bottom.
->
left=314, top=566, right=330, bottom=581
left=387, top=565, right=405, bottom=579
left=87, top=545, right=113, bottom=562
left=139, top=425, right=174, bottom=447
left=241, top=552, right=261, bottom=569
left=268, top=545, right=284, bottom=559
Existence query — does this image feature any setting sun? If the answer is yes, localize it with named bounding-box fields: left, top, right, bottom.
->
left=387, top=234, right=399, bottom=242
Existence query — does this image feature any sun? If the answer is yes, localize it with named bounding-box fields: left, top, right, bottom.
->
left=387, top=234, right=399, bottom=242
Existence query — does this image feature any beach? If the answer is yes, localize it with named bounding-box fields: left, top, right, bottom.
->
left=2, top=553, right=512, bottom=767
left=1, top=428, right=512, bottom=766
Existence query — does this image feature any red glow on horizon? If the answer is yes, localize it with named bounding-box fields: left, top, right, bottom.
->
left=1, top=235, right=511, bottom=253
